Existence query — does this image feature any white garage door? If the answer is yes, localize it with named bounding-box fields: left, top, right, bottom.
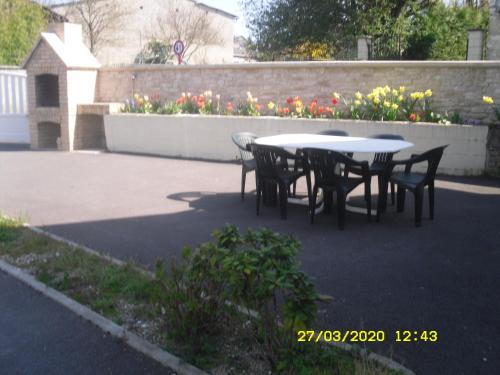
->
left=0, top=69, right=29, bottom=144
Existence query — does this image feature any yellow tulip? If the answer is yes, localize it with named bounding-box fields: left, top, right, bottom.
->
left=355, top=91, right=363, bottom=100
left=267, top=101, right=276, bottom=110
left=483, top=96, right=494, bottom=104
left=392, top=89, right=398, bottom=96
left=398, top=95, right=404, bottom=102
left=373, top=97, right=381, bottom=105
left=383, top=101, right=391, bottom=108
left=333, top=92, right=340, bottom=100
left=296, top=106, right=303, bottom=114
left=354, top=100, right=362, bottom=107
left=391, top=103, right=399, bottom=110
left=425, top=89, right=433, bottom=97
left=399, top=86, right=406, bottom=93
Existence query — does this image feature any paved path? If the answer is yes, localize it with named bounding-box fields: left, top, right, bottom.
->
left=1, top=146, right=499, bottom=375
left=0, top=270, right=172, bottom=375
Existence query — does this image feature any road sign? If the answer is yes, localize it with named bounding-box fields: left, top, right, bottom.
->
left=173, top=40, right=185, bottom=64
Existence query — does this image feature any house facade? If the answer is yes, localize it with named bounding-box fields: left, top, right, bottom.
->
left=51, top=0, right=236, bottom=66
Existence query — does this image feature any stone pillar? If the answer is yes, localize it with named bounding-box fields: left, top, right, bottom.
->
left=487, top=2, right=500, bottom=60
left=357, top=37, right=372, bottom=60
left=467, top=30, right=484, bottom=60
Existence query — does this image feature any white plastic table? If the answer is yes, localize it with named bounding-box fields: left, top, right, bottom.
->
left=255, top=133, right=414, bottom=215
left=255, top=133, right=414, bottom=153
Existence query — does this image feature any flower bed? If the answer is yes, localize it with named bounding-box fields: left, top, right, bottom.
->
left=122, top=85, right=462, bottom=125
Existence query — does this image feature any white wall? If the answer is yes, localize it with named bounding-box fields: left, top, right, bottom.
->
left=0, top=69, right=30, bottom=143
left=52, top=0, right=235, bottom=65
left=104, top=114, right=489, bottom=176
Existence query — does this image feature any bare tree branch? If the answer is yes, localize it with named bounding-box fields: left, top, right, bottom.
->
left=150, top=0, right=224, bottom=63
left=65, top=0, right=132, bottom=54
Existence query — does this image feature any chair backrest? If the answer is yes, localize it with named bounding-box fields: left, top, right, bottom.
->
left=249, top=144, right=293, bottom=179
left=411, top=145, right=448, bottom=183
left=231, top=132, right=257, bottom=161
left=370, top=133, right=405, bottom=165
left=303, top=148, right=369, bottom=185
left=318, top=130, right=350, bottom=137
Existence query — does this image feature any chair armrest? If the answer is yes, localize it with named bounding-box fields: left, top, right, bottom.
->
left=390, top=153, right=427, bottom=174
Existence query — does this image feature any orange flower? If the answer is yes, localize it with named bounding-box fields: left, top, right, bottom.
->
left=226, top=102, right=233, bottom=113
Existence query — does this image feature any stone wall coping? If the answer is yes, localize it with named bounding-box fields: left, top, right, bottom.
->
left=107, top=112, right=490, bottom=129
left=99, top=60, right=500, bottom=72
left=77, top=103, right=122, bottom=115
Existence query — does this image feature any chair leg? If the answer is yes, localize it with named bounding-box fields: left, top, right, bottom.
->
left=429, top=181, right=435, bottom=220
left=390, top=182, right=396, bottom=205
left=415, top=188, right=423, bottom=227
left=256, top=178, right=261, bottom=216
left=365, top=181, right=372, bottom=222
left=336, top=190, right=346, bottom=230
left=397, top=186, right=406, bottom=213
left=241, top=168, right=247, bottom=201
left=324, top=191, right=333, bottom=214
left=278, top=182, right=288, bottom=220
left=310, top=185, right=318, bottom=224
left=376, top=175, right=385, bottom=221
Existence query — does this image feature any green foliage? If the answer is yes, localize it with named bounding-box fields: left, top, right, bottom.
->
left=0, top=0, right=48, bottom=65
left=135, top=39, right=173, bottom=64
left=241, top=0, right=488, bottom=61
left=405, top=2, right=489, bottom=60
left=154, top=243, right=231, bottom=354
left=155, top=225, right=331, bottom=372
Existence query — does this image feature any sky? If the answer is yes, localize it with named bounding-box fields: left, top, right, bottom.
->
left=47, top=0, right=250, bottom=37
left=199, top=0, right=249, bottom=37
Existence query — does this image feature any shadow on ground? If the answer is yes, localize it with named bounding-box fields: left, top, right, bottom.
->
left=40, top=183, right=500, bottom=375
left=1, top=147, right=498, bottom=375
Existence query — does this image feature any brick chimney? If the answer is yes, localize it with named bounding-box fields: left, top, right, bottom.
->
left=48, top=22, right=83, bottom=45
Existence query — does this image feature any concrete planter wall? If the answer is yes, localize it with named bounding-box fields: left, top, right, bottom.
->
left=104, top=114, right=489, bottom=176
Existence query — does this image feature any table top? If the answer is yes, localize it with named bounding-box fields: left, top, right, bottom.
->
left=255, top=133, right=414, bottom=153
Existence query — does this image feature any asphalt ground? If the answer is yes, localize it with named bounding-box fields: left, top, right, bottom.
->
left=0, top=270, right=173, bottom=375
left=1, top=145, right=499, bottom=374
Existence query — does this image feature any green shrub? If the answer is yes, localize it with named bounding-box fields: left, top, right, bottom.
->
left=154, top=241, right=231, bottom=354
left=155, top=225, right=331, bottom=372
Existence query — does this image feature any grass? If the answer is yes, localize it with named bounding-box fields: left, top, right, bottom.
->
left=0, top=215, right=403, bottom=375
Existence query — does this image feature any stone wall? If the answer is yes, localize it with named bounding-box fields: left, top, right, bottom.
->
left=486, top=125, right=500, bottom=176
left=487, top=4, right=500, bottom=60
left=97, top=61, right=500, bottom=123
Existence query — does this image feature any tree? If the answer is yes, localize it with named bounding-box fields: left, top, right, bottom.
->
left=63, top=0, right=132, bottom=54
left=135, top=40, right=172, bottom=64
left=149, top=0, right=224, bottom=64
left=404, top=2, right=489, bottom=60
left=0, top=0, right=47, bottom=65
left=241, top=0, right=488, bottom=61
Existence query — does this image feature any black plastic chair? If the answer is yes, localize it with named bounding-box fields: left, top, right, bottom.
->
left=250, top=144, right=310, bottom=220
left=231, top=132, right=257, bottom=201
left=303, top=148, right=372, bottom=230
left=371, top=134, right=405, bottom=207
left=388, top=145, right=448, bottom=227
left=350, top=134, right=405, bottom=214
left=318, top=130, right=350, bottom=137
